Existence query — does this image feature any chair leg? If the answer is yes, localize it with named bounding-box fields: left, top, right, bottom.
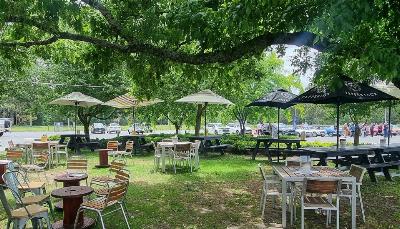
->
left=120, top=203, right=131, bottom=229
left=97, top=211, right=106, bottom=229
left=6, top=219, right=11, bottom=229
left=45, top=212, right=52, bottom=229
left=261, top=194, right=266, bottom=219
left=74, top=208, right=84, bottom=229
left=358, top=186, right=366, bottom=222
left=47, top=200, right=54, bottom=217
left=301, top=204, right=304, bottom=229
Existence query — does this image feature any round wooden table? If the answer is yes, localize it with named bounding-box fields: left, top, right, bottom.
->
left=0, top=160, right=10, bottom=184
left=95, top=149, right=112, bottom=168
left=51, top=186, right=94, bottom=229
left=54, top=173, right=88, bottom=210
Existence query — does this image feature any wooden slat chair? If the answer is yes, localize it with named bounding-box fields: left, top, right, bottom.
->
left=258, top=164, right=295, bottom=221
left=172, top=143, right=193, bottom=173
left=152, top=141, right=163, bottom=170
left=300, top=178, right=342, bottom=229
left=6, top=150, right=24, bottom=169
left=0, top=184, right=51, bottom=229
left=2, top=171, right=53, bottom=217
left=107, top=141, right=120, bottom=158
left=74, top=181, right=131, bottom=229
left=19, top=153, right=49, bottom=182
left=340, top=164, right=367, bottom=222
left=52, top=143, right=69, bottom=165
left=30, top=142, right=51, bottom=166
left=67, top=158, right=88, bottom=185
left=92, top=169, right=131, bottom=197
left=114, top=141, right=134, bottom=158
left=91, top=159, right=126, bottom=185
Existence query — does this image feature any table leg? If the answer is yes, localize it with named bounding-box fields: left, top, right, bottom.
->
left=351, top=178, right=357, bottom=229
left=53, top=196, right=95, bottom=229
left=281, top=179, right=287, bottom=228
left=253, top=141, right=260, bottom=160
left=161, top=146, right=166, bottom=173
left=96, top=150, right=110, bottom=168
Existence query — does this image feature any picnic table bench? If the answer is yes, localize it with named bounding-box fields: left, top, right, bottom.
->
left=59, top=134, right=99, bottom=153
left=188, top=135, right=229, bottom=155
left=303, top=144, right=400, bottom=182
left=251, top=138, right=303, bottom=162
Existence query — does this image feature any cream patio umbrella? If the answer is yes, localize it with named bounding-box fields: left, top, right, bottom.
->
left=50, top=92, right=103, bottom=151
left=104, top=93, right=163, bottom=132
left=176, top=89, right=233, bottom=135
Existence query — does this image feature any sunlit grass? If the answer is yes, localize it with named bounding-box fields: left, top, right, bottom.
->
left=0, top=152, right=399, bottom=228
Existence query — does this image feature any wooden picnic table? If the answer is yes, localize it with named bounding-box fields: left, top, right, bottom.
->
left=303, top=144, right=400, bottom=182
left=59, top=134, right=98, bottom=153
left=252, top=138, right=303, bottom=161
left=273, top=165, right=357, bottom=228
left=188, top=135, right=228, bottom=154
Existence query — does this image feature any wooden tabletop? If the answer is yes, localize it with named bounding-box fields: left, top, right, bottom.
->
left=51, top=186, right=93, bottom=199
left=273, top=165, right=354, bottom=182
left=54, top=173, right=88, bottom=182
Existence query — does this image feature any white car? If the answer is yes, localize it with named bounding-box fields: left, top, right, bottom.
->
left=206, top=123, right=230, bottom=135
left=226, top=123, right=252, bottom=134
left=310, top=127, right=326, bottom=137
left=295, top=128, right=315, bottom=137
left=107, top=123, right=121, bottom=134
left=128, top=123, right=143, bottom=134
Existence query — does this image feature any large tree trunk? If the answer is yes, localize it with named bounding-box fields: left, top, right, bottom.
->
left=353, top=124, right=361, bottom=145
left=195, top=104, right=203, bottom=136
left=233, top=107, right=248, bottom=136
left=174, top=123, right=180, bottom=135
left=77, top=109, right=92, bottom=142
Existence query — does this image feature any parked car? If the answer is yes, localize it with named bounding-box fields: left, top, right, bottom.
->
left=324, top=126, right=342, bottom=136
left=128, top=123, right=152, bottom=134
left=107, top=123, right=121, bottom=134
left=391, top=125, right=400, bottom=136
left=310, top=126, right=326, bottom=137
left=0, top=118, right=12, bottom=132
left=91, top=123, right=106, bottom=134
left=295, top=128, right=315, bottom=137
left=206, top=123, right=230, bottom=135
left=226, top=123, right=252, bottom=134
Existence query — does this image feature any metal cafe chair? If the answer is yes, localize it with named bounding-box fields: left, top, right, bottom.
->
left=0, top=184, right=51, bottom=229
left=2, top=171, right=53, bottom=216
left=74, top=181, right=131, bottom=229
left=172, top=143, right=193, bottom=173
left=340, top=164, right=367, bottom=222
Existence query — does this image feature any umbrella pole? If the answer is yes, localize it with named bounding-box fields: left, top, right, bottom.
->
left=132, top=107, right=135, bottom=133
left=74, top=102, right=78, bottom=154
left=336, top=104, right=340, bottom=149
left=388, top=101, right=392, bottom=146
left=277, top=108, right=280, bottom=152
left=204, top=102, right=208, bottom=136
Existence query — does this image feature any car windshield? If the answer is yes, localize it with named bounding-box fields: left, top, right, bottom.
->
left=93, top=123, right=104, bottom=128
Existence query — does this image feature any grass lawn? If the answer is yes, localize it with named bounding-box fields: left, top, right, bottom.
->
left=0, top=152, right=400, bottom=228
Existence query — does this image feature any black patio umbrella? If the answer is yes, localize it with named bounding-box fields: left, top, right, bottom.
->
left=289, top=76, right=398, bottom=148
left=247, top=89, right=296, bottom=139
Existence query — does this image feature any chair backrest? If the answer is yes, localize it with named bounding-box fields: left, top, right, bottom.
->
left=349, top=164, right=367, bottom=183
left=32, top=142, right=50, bottom=152
left=107, top=141, right=119, bottom=151
left=8, top=140, right=15, bottom=149
left=115, top=169, right=130, bottom=183
left=110, top=159, right=126, bottom=173
left=303, top=178, right=341, bottom=195
left=67, top=158, right=88, bottom=171
left=191, top=141, right=201, bottom=151
left=34, top=152, right=49, bottom=167
left=125, top=141, right=134, bottom=151
left=258, top=164, right=266, bottom=181
left=6, top=150, right=23, bottom=162
left=174, top=143, right=192, bottom=157
left=2, top=171, right=24, bottom=203
left=106, top=181, right=129, bottom=204
left=174, top=143, right=191, bottom=152
left=286, top=158, right=301, bottom=167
